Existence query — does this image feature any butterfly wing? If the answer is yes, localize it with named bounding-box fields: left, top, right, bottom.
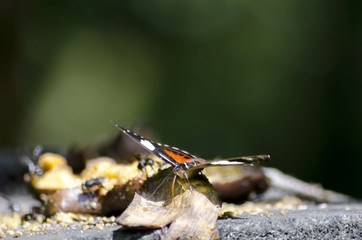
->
left=113, top=123, right=197, bottom=167
left=188, top=154, right=271, bottom=170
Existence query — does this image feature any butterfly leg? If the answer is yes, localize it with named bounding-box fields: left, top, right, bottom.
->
left=183, top=172, right=194, bottom=192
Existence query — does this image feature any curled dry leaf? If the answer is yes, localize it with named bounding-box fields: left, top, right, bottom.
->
left=45, top=177, right=144, bottom=216
left=45, top=188, right=103, bottom=215
left=117, top=168, right=222, bottom=240
left=205, top=165, right=269, bottom=202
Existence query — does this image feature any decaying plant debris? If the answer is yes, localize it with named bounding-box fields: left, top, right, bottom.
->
left=20, top=149, right=267, bottom=238
left=0, top=131, right=354, bottom=239
left=12, top=144, right=271, bottom=239
left=205, top=165, right=269, bottom=202
left=24, top=145, right=270, bottom=217
left=26, top=152, right=165, bottom=216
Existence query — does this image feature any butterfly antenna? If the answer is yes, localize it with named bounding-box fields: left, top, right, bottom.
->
left=149, top=169, right=174, bottom=200
left=110, top=120, right=117, bottom=127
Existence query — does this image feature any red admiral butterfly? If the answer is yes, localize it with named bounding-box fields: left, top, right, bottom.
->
left=113, top=123, right=270, bottom=196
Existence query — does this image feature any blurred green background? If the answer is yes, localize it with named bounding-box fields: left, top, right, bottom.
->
left=1, top=0, right=361, bottom=197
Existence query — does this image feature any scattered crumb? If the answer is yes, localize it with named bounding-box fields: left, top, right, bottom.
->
left=59, top=222, right=69, bottom=228
left=88, top=216, right=94, bottom=224
left=46, top=218, right=57, bottom=224
left=109, top=216, right=116, bottom=222
left=280, top=210, right=288, bottom=215
left=0, top=213, right=21, bottom=230
left=318, top=203, right=328, bottom=209
left=220, top=196, right=305, bottom=217
left=89, top=201, right=98, bottom=210
left=82, top=225, right=91, bottom=230
left=10, top=212, right=116, bottom=235
left=297, top=205, right=308, bottom=211
left=53, top=212, right=78, bottom=224
left=6, top=230, right=15, bottom=236
left=96, top=222, right=104, bottom=230
left=13, top=231, right=23, bottom=238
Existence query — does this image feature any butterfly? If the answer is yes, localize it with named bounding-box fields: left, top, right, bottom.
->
left=113, top=123, right=270, bottom=199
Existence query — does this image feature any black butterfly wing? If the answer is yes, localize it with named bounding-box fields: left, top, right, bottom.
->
left=189, top=154, right=271, bottom=170
left=113, top=123, right=197, bottom=167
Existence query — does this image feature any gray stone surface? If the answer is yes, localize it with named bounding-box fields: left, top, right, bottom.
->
left=4, top=203, right=361, bottom=239
left=217, top=204, right=362, bottom=240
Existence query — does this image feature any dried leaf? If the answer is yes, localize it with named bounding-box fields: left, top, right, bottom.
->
left=45, top=188, right=103, bottom=215
left=118, top=168, right=221, bottom=239
left=205, top=165, right=268, bottom=202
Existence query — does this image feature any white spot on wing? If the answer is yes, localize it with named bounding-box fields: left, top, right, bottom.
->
left=140, top=139, right=156, bottom=151
left=210, top=160, right=245, bottom=165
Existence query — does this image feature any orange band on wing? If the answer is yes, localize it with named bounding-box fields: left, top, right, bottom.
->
left=164, top=149, right=193, bottom=164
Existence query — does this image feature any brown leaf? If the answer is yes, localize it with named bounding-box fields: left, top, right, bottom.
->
left=45, top=188, right=103, bottom=215
left=205, top=165, right=269, bottom=202
left=117, top=168, right=221, bottom=239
